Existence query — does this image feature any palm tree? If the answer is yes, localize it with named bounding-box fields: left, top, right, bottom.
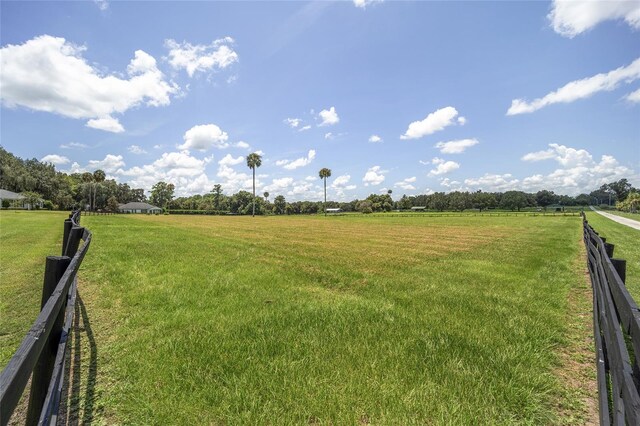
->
left=93, top=169, right=106, bottom=211
left=318, top=168, right=332, bottom=216
left=246, top=152, right=262, bottom=217
left=81, top=172, right=94, bottom=210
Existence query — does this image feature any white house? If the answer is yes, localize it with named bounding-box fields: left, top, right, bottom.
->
left=0, top=189, right=25, bottom=208
left=118, top=202, right=163, bottom=214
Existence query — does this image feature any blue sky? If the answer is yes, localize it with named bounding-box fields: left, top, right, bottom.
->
left=1, top=0, right=639, bottom=200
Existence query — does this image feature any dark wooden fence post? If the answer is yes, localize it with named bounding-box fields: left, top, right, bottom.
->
left=604, top=242, right=615, bottom=258
left=25, top=256, right=71, bottom=425
left=611, top=259, right=627, bottom=285
left=62, top=219, right=72, bottom=256
left=63, top=226, right=84, bottom=258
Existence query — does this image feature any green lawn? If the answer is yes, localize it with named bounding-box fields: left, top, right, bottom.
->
left=1, top=212, right=595, bottom=424
left=585, top=212, right=640, bottom=300
left=0, top=210, right=68, bottom=366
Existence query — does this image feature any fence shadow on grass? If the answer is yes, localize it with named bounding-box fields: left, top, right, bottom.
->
left=57, top=293, right=97, bottom=425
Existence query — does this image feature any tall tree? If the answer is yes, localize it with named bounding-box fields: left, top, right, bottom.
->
left=150, top=181, right=175, bottom=211
left=605, top=178, right=634, bottom=202
left=212, top=184, right=223, bottom=210
left=274, top=195, right=286, bottom=215
left=81, top=172, right=94, bottom=210
left=535, top=190, right=557, bottom=211
left=246, top=152, right=262, bottom=217
left=319, top=168, right=332, bottom=216
left=500, top=191, right=528, bottom=211
left=93, top=169, right=106, bottom=211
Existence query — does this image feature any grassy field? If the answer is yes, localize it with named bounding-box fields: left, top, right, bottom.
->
left=585, top=211, right=640, bottom=300
left=1, top=212, right=595, bottom=424
left=0, top=210, right=68, bottom=366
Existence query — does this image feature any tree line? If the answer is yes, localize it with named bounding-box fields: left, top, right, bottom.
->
left=0, top=147, right=145, bottom=210
left=1, top=146, right=637, bottom=213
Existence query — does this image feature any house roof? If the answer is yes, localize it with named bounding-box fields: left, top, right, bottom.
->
left=118, top=202, right=162, bottom=210
left=0, top=189, right=25, bottom=200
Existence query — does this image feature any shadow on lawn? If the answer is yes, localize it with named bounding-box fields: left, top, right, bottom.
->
left=58, top=293, right=98, bottom=425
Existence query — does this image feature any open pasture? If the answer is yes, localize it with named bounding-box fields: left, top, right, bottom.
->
left=1, top=212, right=594, bottom=424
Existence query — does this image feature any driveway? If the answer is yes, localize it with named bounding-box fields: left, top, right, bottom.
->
left=589, top=206, right=640, bottom=231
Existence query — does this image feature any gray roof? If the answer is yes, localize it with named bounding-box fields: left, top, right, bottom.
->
left=0, top=189, right=25, bottom=200
left=118, top=202, right=162, bottom=210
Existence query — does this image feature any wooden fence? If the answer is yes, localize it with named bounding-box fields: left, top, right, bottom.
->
left=0, top=211, right=92, bottom=426
left=339, top=211, right=581, bottom=218
left=582, top=212, right=640, bottom=424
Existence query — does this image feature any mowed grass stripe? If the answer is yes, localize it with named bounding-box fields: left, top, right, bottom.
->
left=69, top=214, right=590, bottom=425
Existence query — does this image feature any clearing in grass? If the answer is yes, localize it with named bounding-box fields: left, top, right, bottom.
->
left=1, top=212, right=596, bottom=424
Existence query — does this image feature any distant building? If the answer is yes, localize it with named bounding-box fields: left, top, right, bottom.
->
left=410, top=206, right=427, bottom=211
left=0, top=189, right=26, bottom=209
left=326, top=208, right=342, bottom=213
left=118, top=202, right=163, bottom=214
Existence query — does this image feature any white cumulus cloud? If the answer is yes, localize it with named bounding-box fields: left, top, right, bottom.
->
left=164, top=38, right=238, bottom=77
left=0, top=35, right=179, bottom=132
left=218, top=153, right=244, bottom=166
left=86, top=116, right=124, bottom=133
left=548, top=0, right=640, bottom=38
left=507, top=57, right=640, bottom=115
left=285, top=118, right=302, bottom=128
left=464, top=144, right=638, bottom=195
left=626, top=88, right=640, bottom=103
left=128, top=145, right=147, bottom=155
left=88, top=154, right=125, bottom=173
left=276, top=149, right=316, bottom=170
left=401, top=106, right=462, bottom=140
left=395, top=176, right=417, bottom=191
left=41, top=154, right=70, bottom=165
left=522, top=143, right=593, bottom=167
left=368, top=135, right=383, bottom=143
left=428, top=157, right=460, bottom=176
left=264, top=177, right=294, bottom=193
left=318, top=106, right=339, bottom=126
left=179, top=124, right=229, bottom=151
left=353, top=0, right=383, bottom=9
left=363, top=166, right=386, bottom=186
left=435, top=138, right=479, bottom=154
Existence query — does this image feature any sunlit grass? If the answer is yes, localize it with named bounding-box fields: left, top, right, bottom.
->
left=585, top=212, right=640, bottom=300
left=59, top=213, right=590, bottom=424
left=0, top=210, right=68, bottom=367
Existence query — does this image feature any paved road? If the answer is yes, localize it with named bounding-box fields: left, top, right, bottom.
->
left=589, top=206, right=640, bottom=231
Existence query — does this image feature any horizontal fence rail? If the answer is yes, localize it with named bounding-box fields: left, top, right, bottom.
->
left=338, top=211, right=581, bottom=218
left=0, top=210, right=92, bottom=426
left=582, top=212, right=640, bottom=425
